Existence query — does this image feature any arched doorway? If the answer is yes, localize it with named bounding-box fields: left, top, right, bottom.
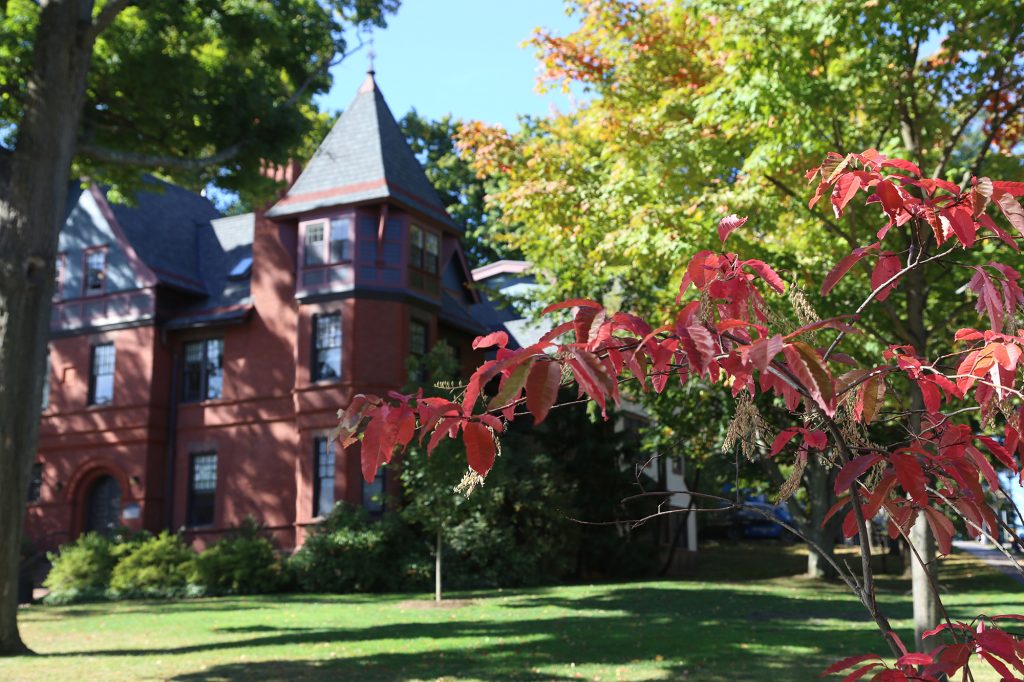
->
left=85, top=475, right=121, bottom=535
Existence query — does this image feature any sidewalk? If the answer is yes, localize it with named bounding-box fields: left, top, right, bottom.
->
left=953, top=540, right=1024, bottom=586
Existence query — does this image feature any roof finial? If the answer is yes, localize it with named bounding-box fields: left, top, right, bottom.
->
left=366, top=26, right=376, bottom=76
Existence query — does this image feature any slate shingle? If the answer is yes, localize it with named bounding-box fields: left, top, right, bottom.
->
left=266, top=74, right=457, bottom=229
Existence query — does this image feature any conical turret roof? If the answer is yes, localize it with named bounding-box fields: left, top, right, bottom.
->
left=266, top=73, right=456, bottom=229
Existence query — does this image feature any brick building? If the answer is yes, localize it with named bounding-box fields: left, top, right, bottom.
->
left=25, top=74, right=492, bottom=553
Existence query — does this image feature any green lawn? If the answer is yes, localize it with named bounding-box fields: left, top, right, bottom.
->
left=2, top=544, right=1020, bottom=681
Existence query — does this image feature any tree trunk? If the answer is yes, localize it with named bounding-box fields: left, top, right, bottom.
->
left=805, top=456, right=839, bottom=579
left=904, top=240, right=938, bottom=651
left=0, top=0, right=96, bottom=656
left=434, top=528, right=442, bottom=602
left=911, top=514, right=939, bottom=649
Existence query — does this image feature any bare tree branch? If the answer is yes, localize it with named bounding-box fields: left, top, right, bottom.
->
left=88, top=0, right=134, bottom=42
left=76, top=141, right=242, bottom=170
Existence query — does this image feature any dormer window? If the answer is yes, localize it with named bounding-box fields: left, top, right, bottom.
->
left=84, top=248, right=106, bottom=294
left=410, top=225, right=439, bottom=275
left=228, top=256, right=252, bottom=279
left=302, top=217, right=352, bottom=267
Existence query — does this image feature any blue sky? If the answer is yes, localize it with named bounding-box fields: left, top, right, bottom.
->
left=315, top=0, right=584, bottom=129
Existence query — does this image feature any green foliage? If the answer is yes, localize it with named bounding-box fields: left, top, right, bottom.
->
left=42, top=532, right=117, bottom=603
left=399, top=110, right=518, bottom=269
left=0, top=0, right=399, bottom=203
left=108, top=531, right=196, bottom=599
left=191, top=521, right=282, bottom=596
left=287, top=506, right=427, bottom=593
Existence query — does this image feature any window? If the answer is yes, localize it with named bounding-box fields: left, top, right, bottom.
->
left=188, top=452, right=217, bottom=527
left=88, top=343, right=115, bottom=406
left=409, top=225, right=440, bottom=274
left=84, top=249, right=106, bottom=294
left=303, top=218, right=352, bottom=267
left=304, top=222, right=326, bottom=266
left=312, top=437, right=335, bottom=517
left=362, top=467, right=386, bottom=517
left=410, top=225, right=423, bottom=270
left=41, top=349, right=51, bottom=410
left=228, top=256, right=252, bottom=279
left=409, top=320, right=429, bottom=383
left=182, top=339, right=224, bottom=402
left=312, top=313, right=342, bottom=381
left=329, top=217, right=352, bottom=262
left=424, top=232, right=440, bottom=275
left=26, top=463, right=42, bottom=503
left=410, top=320, right=428, bottom=357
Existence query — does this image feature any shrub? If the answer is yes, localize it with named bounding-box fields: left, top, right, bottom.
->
left=43, top=532, right=116, bottom=603
left=288, top=506, right=426, bottom=593
left=109, top=531, right=195, bottom=598
left=192, top=521, right=281, bottom=595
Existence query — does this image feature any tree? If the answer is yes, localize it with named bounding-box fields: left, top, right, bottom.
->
left=456, top=0, right=1024, bottom=638
left=0, top=0, right=397, bottom=655
left=399, top=340, right=476, bottom=602
left=336, top=150, right=1024, bottom=678
left=398, top=110, right=517, bottom=269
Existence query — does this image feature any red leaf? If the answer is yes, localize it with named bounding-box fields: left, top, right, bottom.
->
left=525, top=360, right=561, bottom=424
left=718, top=214, right=748, bottom=244
left=472, top=331, right=509, bottom=350
left=742, top=259, right=786, bottom=294
left=918, top=379, right=941, bottom=415
left=839, top=663, right=882, bottom=682
left=742, top=334, right=784, bottom=371
left=361, top=408, right=397, bottom=483
left=821, top=244, right=878, bottom=296
left=488, top=358, right=534, bottom=412
left=541, top=298, right=603, bottom=316
left=822, top=495, right=851, bottom=527
left=463, top=421, right=496, bottom=477
left=821, top=653, right=883, bottom=676
left=686, top=324, right=718, bottom=373
left=871, top=252, right=902, bottom=302
left=783, top=316, right=860, bottom=341
left=896, top=653, right=933, bottom=667
left=539, top=321, right=576, bottom=345
left=923, top=507, right=954, bottom=556
left=804, top=430, right=827, bottom=450
left=770, top=428, right=801, bottom=456
left=993, top=190, right=1024, bottom=238
left=944, top=205, right=977, bottom=248
left=892, top=452, right=928, bottom=507
left=855, top=374, right=886, bottom=424
left=965, top=445, right=1001, bottom=491
left=831, top=172, right=862, bottom=217
left=835, top=454, right=881, bottom=494
left=784, top=341, right=836, bottom=414
left=881, top=158, right=921, bottom=176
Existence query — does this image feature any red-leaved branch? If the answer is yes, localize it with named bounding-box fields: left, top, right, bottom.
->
left=334, top=149, right=1024, bottom=680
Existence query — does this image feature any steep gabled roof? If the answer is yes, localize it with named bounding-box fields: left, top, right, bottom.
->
left=266, top=73, right=457, bottom=229
left=101, top=177, right=221, bottom=294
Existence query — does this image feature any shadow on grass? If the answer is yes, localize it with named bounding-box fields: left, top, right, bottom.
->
left=40, top=585, right=900, bottom=682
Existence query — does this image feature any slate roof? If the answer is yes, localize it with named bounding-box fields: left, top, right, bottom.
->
left=169, top=212, right=255, bottom=324
left=108, top=177, right=222, bottom=294
left=266, top=73, right=457, bottom=229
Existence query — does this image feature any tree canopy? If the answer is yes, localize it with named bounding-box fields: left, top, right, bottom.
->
left=458, top=0, right=1024, bottom=327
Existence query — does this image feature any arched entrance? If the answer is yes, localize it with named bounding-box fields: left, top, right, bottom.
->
left=85, top=475, right=121, bottom=535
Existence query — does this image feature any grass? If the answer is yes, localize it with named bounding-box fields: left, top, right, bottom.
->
left=1, top=543, right=1020, bottom=681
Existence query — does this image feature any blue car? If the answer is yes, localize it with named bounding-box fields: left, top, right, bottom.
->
left=707, top=490, right=798, bottom=541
